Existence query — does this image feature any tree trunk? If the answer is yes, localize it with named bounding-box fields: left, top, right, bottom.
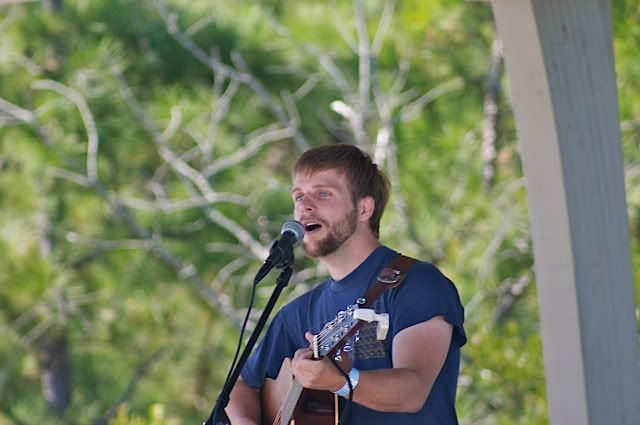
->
left=38, top=330, right=72, bottom=414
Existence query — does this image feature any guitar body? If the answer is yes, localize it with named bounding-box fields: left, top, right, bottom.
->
left=262, top=358, right=338, bottom=425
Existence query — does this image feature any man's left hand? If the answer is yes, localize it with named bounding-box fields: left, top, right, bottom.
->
left=291, top=331, right=353, bottom=392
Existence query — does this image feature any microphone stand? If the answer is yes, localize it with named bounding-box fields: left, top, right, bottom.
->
left=204, top=250, right=295, bottom=425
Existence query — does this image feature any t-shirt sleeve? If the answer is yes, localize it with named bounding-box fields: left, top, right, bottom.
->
left=240, top=311, right=298, bottom=389
left=388, top=262, right=466, bottom=348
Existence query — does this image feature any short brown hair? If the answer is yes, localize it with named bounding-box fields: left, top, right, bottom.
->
left=293, top=144, right=390, bottom=237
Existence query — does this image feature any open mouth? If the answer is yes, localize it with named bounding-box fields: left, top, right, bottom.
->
left=304, top=223, right=322, bottom=233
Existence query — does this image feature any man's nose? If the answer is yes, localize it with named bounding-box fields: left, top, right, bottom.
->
left=297, top=196, right=315, bottom=212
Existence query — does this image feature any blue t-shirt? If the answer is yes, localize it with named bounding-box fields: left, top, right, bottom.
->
left=241, top=246, right=466, bottom=425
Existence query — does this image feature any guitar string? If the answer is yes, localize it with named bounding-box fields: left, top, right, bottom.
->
left=314, top=317, right=356, bottom=346
left=314, top=304, right=357, bottom=339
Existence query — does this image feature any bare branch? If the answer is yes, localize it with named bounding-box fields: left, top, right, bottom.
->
left=371, top=0, right=394, bottom=55
left=204, top=208, right=268, bottom=260
left=4, top=93, right=249, bottom=327
left=203, top=126, right=294, bottom=177
left=61, top=231, right=157, bottom=250
left=205, top=243, right=246, bottom=254
left=329, top=0, right=357, bottom=52
left=316, top=109, right=353, bottom=144
left=6, top=51, right=43, bottom=75
left=112, top=64, right=269, bottom=261
left=399, top=77, right=464, bottom=122
left=22, top=317, right=54, bottom=346
left=0, top=97, right=36, bottom=123
left=482, top=37, right=503, bottom=188
left=494, top=272, right=532, bottom=324
left=205, top=78, right=240, bottom=161
left=51, top=166, right=247, bottom=325
left=185, top=13, right=213, bottom=37
left=111, top=65, right=162, bottom=138
left=49, top=168, right=92, bottom=187
left=621, top=117, right=640, bottom=132
left=0, top=0, right=40, bottom=4
left=270, top=18, right=354, bottom=98
left=372, top=87, right=391, bottom=165
left=330, top=100, right=369, bottom=147
left=388, top=58, right=411, bottom=100
left=282, top=91, right=301, bottom=134
left=32, top=79, right=100, bottom=181
left=155, top=144, right=268, bottom=260
left=355, top=0, right=371, bottom=112
left=0, top=5, right=20, bottom=33
left=0, top=95, right=56, bottom=146
left=464, top=179, right=526, bottom=319
left=160, top=105, right=182, bottom=143
left=155, top=1, right=309, bottom=151
left=150, top=143, right=200, bottom=187
left=229, top=51, right=299, bottom=143
left=371, top=76, right=422, bottom=253
left=117, top=191, right=250, bottom=212
left=211, top=255, right=253, bottom=291
left=293, top=73, right=321, bottom=100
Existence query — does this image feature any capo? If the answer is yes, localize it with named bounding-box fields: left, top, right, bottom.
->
left=353, top=309, right=390, bottom=340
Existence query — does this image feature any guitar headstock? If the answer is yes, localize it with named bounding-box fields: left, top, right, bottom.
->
left=311, top=302, right=362, bottom=359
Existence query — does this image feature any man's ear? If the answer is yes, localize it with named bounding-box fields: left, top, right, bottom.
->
left=357, top=196, right=375, bottom=222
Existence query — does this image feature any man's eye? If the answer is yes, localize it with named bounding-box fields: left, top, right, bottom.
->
left=319, top=191, right=329, bottom=198
left=294, top=194, right=304, bottom=202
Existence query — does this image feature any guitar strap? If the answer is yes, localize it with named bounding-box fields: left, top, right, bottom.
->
left=358, top=254, right=417, bottom=309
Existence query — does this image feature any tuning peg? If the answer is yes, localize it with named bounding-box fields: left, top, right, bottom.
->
left=334, top=348, right=342, bottom=362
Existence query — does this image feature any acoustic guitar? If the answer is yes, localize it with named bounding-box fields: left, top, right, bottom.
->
left=260, top=302, right=389, bottom=425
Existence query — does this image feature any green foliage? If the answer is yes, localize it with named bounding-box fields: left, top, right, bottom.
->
left=110, top=403, right=183, bottom=425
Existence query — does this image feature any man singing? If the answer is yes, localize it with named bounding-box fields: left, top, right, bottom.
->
left=226, top=144, right=466, bottom=424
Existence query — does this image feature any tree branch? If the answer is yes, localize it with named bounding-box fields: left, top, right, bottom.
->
left=155, top=1, right=309, bottom=151
left=398, top=77, right=464, bottom=122
left=482, top=36, right=503, bottom=189
left=32, top=79, right=100, bottom=181
left=0, top=96, right=52, bottom=145
left=203, top=126, right=294, bottom=177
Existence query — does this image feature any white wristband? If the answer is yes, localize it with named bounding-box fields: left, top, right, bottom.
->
left=333, top=367, right=360, bottom=397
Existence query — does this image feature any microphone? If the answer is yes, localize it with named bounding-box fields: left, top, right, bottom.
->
left=254, top=220, right=305, bottom=284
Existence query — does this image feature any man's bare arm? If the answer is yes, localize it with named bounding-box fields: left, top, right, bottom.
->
left=225, top=376, right=261, bottom=425
left=350, top=316, right=452, bottom=412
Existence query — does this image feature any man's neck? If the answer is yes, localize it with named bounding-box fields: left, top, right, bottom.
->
left=319, top=232, right=381, bottom=281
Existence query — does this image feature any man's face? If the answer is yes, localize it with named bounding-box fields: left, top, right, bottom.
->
left=291, top=169, right=358, bottom=258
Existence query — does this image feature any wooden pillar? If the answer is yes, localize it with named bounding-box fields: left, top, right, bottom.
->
left=489, top=1, right=640, bottom=424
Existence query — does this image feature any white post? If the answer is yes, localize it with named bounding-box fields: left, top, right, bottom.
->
left=489, top=1, right=640, bottom=424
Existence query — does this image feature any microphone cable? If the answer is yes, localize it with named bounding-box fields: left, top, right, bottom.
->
left=223, top=281, right=257, bottom=387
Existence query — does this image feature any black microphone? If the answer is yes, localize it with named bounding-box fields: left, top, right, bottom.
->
left=254, top=220, right=305, bottom=284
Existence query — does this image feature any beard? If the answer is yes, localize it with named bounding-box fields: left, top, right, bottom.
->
left=303, top=206, right=358, bottom=258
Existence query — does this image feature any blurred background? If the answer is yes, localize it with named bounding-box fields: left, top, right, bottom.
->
left=0, top=0, right=638, bottom=424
